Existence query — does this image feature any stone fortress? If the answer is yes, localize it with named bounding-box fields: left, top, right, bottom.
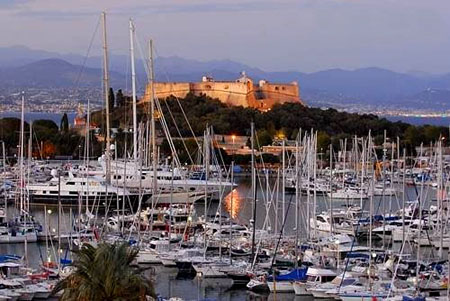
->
left=141, top=72, right=304, bottom=111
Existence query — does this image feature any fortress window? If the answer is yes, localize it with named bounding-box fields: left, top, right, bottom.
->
left=224, top=85, right=229, bottom=89
left=282, top=87, right=286, bottom=90
left=205, top=85, right=212, bottom=89
left=275, top=86, right=279, bottom=90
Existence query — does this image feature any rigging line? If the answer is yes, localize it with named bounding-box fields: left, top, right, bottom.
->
left=152, top=46, right=203, bottom=155
left=72, top=15, right=101, bottom=100
left=209, top=128, right=230, bottom=181
left=162, top=96, right=195, bottom=164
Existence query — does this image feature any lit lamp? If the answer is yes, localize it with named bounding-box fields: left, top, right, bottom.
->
left=231, top=135, right=236, bottom=155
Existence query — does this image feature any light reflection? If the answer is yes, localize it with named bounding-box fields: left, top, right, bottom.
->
left=223, top=188, right=243, bottom=219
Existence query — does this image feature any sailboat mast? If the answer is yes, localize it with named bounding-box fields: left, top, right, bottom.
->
left=101, top=12, right=111, bottom=184
left=19, top=92, right=25, bottom=213
left=2, top=142, right=7, bottom=219
left=129, top=19, right=138, bottom=161
left=149, top=40, right=157, bottom=197
left=250, top=122, right=257, bottom=265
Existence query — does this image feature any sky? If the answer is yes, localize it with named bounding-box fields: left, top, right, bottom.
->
left=1, top=0, right=450, bottom=73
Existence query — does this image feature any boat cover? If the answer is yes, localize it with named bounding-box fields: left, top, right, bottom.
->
left=267, top=267, right=308, bottom=282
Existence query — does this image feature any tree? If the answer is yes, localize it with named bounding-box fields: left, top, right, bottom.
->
left=108, top=87, right=115, bottom=111
left=116, top=89, right=125, bottom=107
left=52, top=242, right=155, bottom=301
left=60, top=113, right=69, bottom=133
left=317, top=131, right=331, bottom=151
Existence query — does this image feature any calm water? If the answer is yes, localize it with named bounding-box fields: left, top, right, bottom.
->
left=384, top=115, right=450, bottom=126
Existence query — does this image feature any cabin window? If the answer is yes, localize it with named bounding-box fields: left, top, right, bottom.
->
left=317, top=216, right=326, bottom=223
left=307, top=276, right=318, bottom=282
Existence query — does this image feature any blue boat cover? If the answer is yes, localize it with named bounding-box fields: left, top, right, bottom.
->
left=267, top=267, right=308, bottom=282
left=0, top=255, right=21, bottom=263
left=60, top=258, right=72, bottom=265
left=345, top=252, right=370, bottom=259
left=403, top=296, right=426, bottom=301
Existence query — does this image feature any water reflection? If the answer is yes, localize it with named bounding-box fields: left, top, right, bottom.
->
left=223, top=188, right=243, bottom=219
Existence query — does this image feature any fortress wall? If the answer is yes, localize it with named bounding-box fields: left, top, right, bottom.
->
left=141, top=78, right=305, bottom=109
left=153, top=82, right=191, bottom=99
left=258, top=83, right=300, bottom=102
left=190, top=81, right=252, bottom=107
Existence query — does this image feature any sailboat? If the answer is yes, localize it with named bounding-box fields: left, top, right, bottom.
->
left=0, top=93, right=38, bottom=244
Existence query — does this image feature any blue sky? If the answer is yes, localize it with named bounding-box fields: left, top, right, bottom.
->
left=1, top=0, right=449, bottom=73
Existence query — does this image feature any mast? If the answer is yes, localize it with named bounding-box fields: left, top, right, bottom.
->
left=401, top=148, right=406, bottom=246
left=2, top=142, right=7, bottom=220
left=294, top=138, right=300, bottom=268
left=250, top=122, right=257, bottom=266
left=19, top=92, right=25, bottom=213
left=329, top=144, right=333, bottom=236
left=229, top=161, right=234, bottom=265
left=129, top=19, right=138, bottom=161
left=101, top=12, right=111, bottom=184
left=282, top=139, right=286, bottom=235
left=85, top=100, right=91, bottom=216
left=27, top=120, right=32, bottom=213
left=203, top=127, right=209, bottom=252
left=149, top=40, right=157, bottom=199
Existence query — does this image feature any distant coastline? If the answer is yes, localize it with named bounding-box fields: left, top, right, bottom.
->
left=0, top=111, right=76, bottom=125
left=1, top=111, right=449, bottom=127
left=383, top=115, right=450, bottom=126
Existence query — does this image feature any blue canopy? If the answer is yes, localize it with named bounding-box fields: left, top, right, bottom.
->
left=233, top=165, right=242, bottom=173
left=403, top=296, right=426, bottom=301
left=345, top=252, right=370, bottom=259
left=267, top=267, right=308, bottom=282
left=0, top=255, right=21, bottom=263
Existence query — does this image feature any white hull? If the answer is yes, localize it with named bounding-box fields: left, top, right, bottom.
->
left=267, top=281, right=294, bottom=293
left=193, top=265, right=227, bottom=278
left=136, top=252, right=161, bottom=264
left=160, top=258, right=176, bottom=267
left=0, top=232, right=37, bottom=244
left=311, top=290, right=333, bottom=298
left=293, top=281, right=310, bottom=295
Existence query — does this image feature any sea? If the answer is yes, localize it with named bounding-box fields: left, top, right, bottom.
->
left=384, top=115, right=450, bottom=126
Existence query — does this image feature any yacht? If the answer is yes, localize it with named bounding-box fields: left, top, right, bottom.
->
left=292, top=267, right=337, bottom=295
left=26, top=172, right=141, bottom=207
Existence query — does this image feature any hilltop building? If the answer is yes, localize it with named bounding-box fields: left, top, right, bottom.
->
left=141, top=72, right=303, bottom=110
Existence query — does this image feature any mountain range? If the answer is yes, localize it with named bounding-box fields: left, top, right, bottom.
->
left=1, top=45, right=450, bottom=110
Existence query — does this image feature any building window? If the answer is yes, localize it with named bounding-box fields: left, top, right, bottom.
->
left=282, top=87, right=286, bottom=90
left=224, top=85, right=229, bottom=89
left=205, top=85, right=212, bottom=89
left=275, top=86, right=279, bottom=90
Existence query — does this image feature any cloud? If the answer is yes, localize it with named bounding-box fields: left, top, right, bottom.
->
left=8, top=0, right=292, bottom=19
left=1, top=0, right=450, bottom=73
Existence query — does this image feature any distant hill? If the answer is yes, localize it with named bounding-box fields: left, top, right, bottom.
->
left=0, top=58, right=124, bottom=88
left=2, top=45, right=450, bottom=109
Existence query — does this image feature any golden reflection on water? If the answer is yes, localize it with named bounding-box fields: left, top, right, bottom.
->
left=223, top=188, right=243, bottom=219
